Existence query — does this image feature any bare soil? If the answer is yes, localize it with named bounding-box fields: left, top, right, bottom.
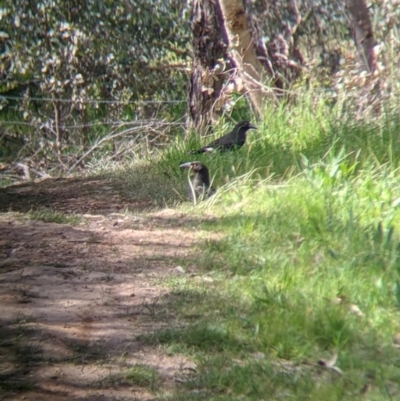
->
left=0, top=177, right=209, bottom=401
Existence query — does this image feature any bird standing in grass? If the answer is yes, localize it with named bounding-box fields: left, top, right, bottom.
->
left=190, top=121, right=257, bottom=154
left=180, top=161, right=215, bottom=202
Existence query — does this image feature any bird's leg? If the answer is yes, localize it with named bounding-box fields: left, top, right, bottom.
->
left=187, top=171, right=198, bottom=205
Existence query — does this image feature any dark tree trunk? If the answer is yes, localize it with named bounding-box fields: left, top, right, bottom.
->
left=189, top=0, right=229, bottom=134
left=345, top=0, right=378, bottom=74
left=190, top=0, right=311, bottom=129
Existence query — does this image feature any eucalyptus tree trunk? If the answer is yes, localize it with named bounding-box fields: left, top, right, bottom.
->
left=218, top=0, right=265, bottom=117
left=189, top=0, right=268, bottom=132
left=345, top=0, right=381, bottom=115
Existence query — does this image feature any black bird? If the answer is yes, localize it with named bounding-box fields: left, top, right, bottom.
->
left=180, top=161, right=216, bottom=202
left=190, top=121, right=257, bottom=154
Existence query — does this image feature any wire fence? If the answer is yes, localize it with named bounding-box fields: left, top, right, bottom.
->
left=0, top=120, right=186, bottom=130
left=0, top=95, right=188, bottom=131
left=0, top=95, right=189, bottom=173
left=1, top=95, right=187, bottom=105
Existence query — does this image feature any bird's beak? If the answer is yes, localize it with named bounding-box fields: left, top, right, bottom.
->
left=180, top=162, right=195, bottom=169
left=248, top=123, right=257, bottom=130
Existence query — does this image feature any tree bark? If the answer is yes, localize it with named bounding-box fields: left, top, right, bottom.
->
left=189, top=0, right=228, bottom=134
left=189, top=0, right=270, bottom=132
left=345, top=0, right=378, bottom=74
left=218, top=0, right=266, bottom=117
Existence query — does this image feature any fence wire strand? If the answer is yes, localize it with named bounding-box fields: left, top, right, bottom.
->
left=1, top=95, right=186, bottom=105
left=0, top=96, right=187, bottom=131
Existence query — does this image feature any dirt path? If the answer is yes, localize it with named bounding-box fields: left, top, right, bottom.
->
left=0, top=178, right=206, bottom=400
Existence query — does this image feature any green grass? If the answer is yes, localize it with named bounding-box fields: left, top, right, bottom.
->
left=27, top=208, right=82, bottom=224
left=8, top=90, right=399, bottom=400
left=125, top=364, right=160, bottom=391
left=83, top=90, right=400, bottom=210
left=126, top=94, right=400, bottom=400
left=0, top=177, right=14, bottom=188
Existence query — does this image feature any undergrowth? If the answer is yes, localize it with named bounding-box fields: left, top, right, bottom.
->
left=5, top=90, right=400, bottom=400
left=133, top=94, right=400, bottom=400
